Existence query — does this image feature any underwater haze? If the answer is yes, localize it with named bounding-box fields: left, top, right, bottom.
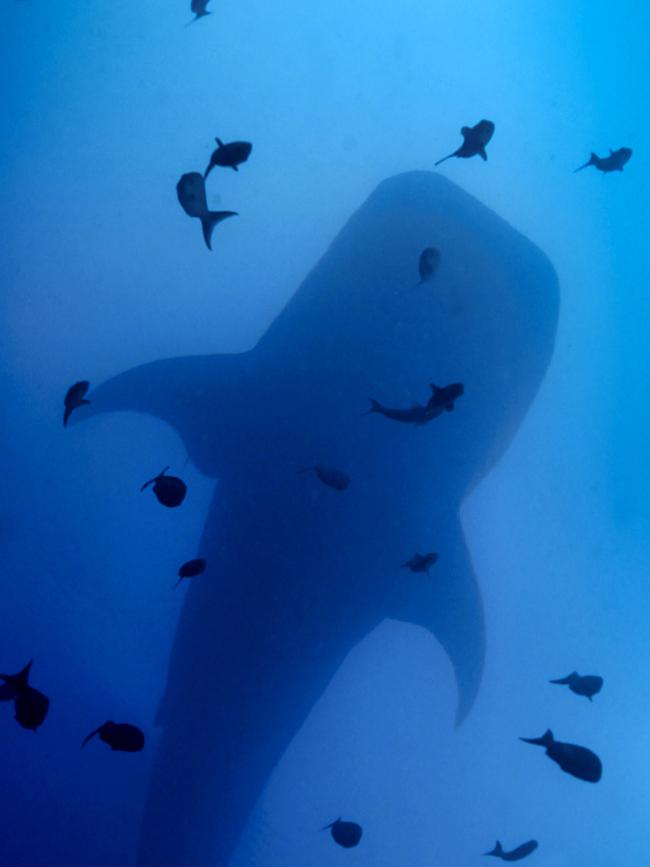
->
left=1, top=2, right=649, bottom=866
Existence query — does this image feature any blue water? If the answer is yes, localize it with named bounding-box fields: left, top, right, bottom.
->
left=1, top=2, right=649, bottom=865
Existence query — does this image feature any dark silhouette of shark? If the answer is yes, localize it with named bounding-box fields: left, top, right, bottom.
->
left=72, top=171, right=559, bottom=867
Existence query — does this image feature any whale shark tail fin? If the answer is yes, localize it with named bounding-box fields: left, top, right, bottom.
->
left=200, top=210, right=237, bottom=250
left=484, top=841, right=503, bottom=857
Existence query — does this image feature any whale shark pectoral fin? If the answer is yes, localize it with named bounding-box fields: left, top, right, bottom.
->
left=68, top=352, right=252, bottom=477
left=392, top=517, right=484, bottom=726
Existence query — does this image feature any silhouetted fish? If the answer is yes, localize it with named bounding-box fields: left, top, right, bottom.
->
left=190, top=0, right=210, bottom=20
left=299, top=466, right=350, bottom=491
left=174, top=558, right=207, bottom=588
left=417, top=247, right=441, bottom=284
left=82, top=721, right=145, bottom=752
left=402, top=552, right=438, bottom=574
left=176, top=172, right=237, bottom=250
left=574, top=147, right=632, bottom=174
left=323, top=818, right=363, bottom=849
left=549, top=671, right=603, bottom=701
left=485, top=840, right=538, bottom=861
left=520, top=729, right=602, bottom=783
left=368, top=382, right=463, bottom=425
left=435, top=120, right=495, bottom=166
left=141, top=466, right=187, bottom=508
left=204, top=139, right=252, bottom=178
left=64, top=380, right=90, bottom=427
left=0, top=660, right=50, bottom=731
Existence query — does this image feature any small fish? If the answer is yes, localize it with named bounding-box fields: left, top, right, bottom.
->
left=435, top=120, right=495, bottom=166
left=402, top=552, right=438, bottom=574
left=63, top=380, right=90, bottom=427
left=367, top=382, right=463, bottom=425
left=190, top=0, right=210, bottom=20
left=549, top=671, right=603, bottom=701
left=417, top=247, right=441, bottom=285
left=82, top=721, right=145, bottom=752
left=574, top=147, right=632, bottom=174
left=299, top=466, right=350, bottom=491
left=174, top=557, right=207, bottom=588
left=0, top=660, right=50, bottom=731
left=176, top=172, right=237, bottom=250
left=322, top=818, right=363, bottom=849
left=141, top=466, right=187, bottom=508
left=204, top=139, right=253, bottom=178
left=484, top=840, right=538, bottom=861
left=520, top=729, right=602, bottom=783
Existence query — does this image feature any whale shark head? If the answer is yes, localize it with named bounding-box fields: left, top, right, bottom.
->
left=72, top=170, right=559, bottom=867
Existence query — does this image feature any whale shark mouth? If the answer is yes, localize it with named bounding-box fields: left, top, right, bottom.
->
left=72, top=170, right=559, bottom=867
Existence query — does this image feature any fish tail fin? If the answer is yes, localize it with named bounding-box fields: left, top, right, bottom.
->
left=574, top=153, right=596, bottom=172
left=365, top=398, right=381, bottom=415
left=321, top=818, right=340, bottom=831
left=434, top=152, right=455, bottom=167
left=81, top=727, right=102, bottom=748
left=141, top=467, right=168, bottom=492
left=484, top=841, right=503, bottom=856
left=520, top=728, right=553, bottom=747
left=200, top=211, right=238, bottom=250
left=0, top=659, right=34, bottom=693
left=549, top=672, right=573, bottom=684
left=0, top=659, right=33, bottom=689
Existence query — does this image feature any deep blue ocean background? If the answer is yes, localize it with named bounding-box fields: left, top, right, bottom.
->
left=2, top=2, right=649, bottom=865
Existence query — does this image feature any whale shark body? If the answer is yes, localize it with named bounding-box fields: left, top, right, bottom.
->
left=74, top=171, right=559, bottom=867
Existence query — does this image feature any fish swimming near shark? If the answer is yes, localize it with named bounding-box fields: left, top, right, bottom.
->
left=485, top=840, right=538, bottom=861
left=323, top=818, right=363, bottom=848
left=204, top=139, right=252, bottom=178
left=417, top=247, right=441, bottom=284
left=141, top=467, right=187, bottom=508
left=435, top=120, right=495, bottom=166
left=520, top=729, right=602, bottom=783
left=69, top=171, right=559, bottom=867
left=402, top=552, right=439, bottom=574
left=176, top=172, right=237, bottom=250
left=574, top=147, right=632, bottom=173
left=549, top=671, right=603, bottom=701
left=368, top=382, right=463, bottom=424
left=82, top=721, right=145, bottom=752
left=0, top=660, right=50, bottom=731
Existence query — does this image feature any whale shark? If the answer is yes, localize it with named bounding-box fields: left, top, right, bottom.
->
left=72, top=170, right=559, bottom=867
